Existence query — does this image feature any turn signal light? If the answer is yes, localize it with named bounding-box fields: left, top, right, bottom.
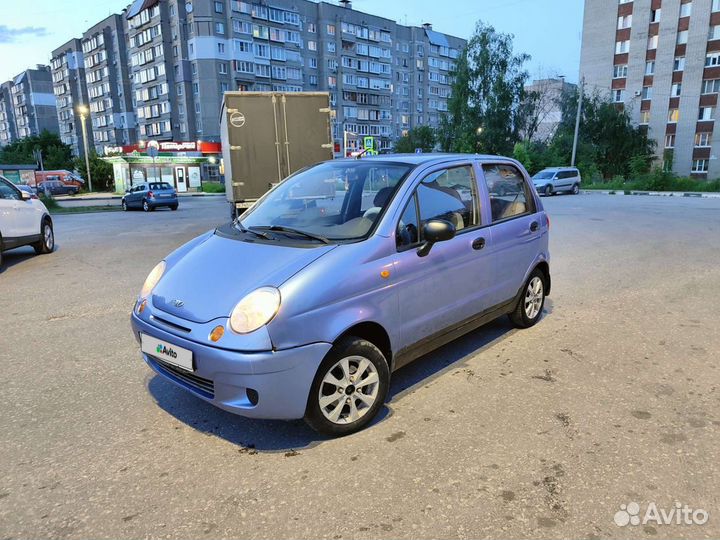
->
left=136, top=299, right=147, bottom=315
left=210, top=325, right=225, bottom=342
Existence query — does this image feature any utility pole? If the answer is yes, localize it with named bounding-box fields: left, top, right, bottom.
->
left=571, top=76, right=585, bottom=167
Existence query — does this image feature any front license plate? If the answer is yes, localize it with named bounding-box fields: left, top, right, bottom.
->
left=141, top=333, right=194, bottom=372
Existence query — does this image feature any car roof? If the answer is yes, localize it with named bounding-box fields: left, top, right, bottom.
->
left=333, top=153, right=520, bottom=167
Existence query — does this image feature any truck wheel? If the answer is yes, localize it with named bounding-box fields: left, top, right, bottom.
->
left=305, top=337, right=390, bottom=437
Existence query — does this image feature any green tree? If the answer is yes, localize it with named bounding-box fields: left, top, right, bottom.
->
left=394, top=126, right=436, bottom=153
left=73, top=151, right=114, bottom=192
left=437, top=22, right=533, bottom=155
left=550, top=88, right=656, bottom=180
left=0, top=130, right=74, bottom=170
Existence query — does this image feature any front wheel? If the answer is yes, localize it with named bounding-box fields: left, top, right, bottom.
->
left=170, top=204, right=178, bottom=211
left=305, top=337, right=390, bottom=437
left=33, top=219, right=55, bottom=255
left=122, top=200, right=128, bottom=211
left=509, top=269, right=546, bottom=329
left=571, top=183, right=580, bottom=195
left=543, top=185, right=553, bottom=197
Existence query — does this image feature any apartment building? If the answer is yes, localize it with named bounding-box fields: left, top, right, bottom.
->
left=51, top=39, right=92, bottom=156
left=81, top=14, right=137, bottom=153
left=581, top=0, right=720, bottom=177
left=120, top=0, right=464, bottom=150
left=523, top=78, right=578, bottom=142
left=0, top=66, right=59, bottom=143
left=0, top=81, right=17, bottom=146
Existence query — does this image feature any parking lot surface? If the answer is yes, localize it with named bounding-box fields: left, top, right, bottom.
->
left=1, top=194, right=719, bottom=539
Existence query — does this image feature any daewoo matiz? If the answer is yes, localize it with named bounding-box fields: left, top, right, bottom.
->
left=131, top=154, right=551, bottom=436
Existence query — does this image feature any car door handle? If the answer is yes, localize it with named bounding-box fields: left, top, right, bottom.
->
left=472, top=237, right=486, bottom=250
left=530, top=221, right=540, bottom=232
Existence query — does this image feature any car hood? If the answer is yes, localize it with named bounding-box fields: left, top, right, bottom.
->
left=152, top=230, right=336, bottom=323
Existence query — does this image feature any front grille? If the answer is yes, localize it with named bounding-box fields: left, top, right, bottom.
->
left=151, top=356, right=215, bottom=398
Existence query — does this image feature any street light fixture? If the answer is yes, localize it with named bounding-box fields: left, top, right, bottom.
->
left=77, top=104, right=93, bottom=192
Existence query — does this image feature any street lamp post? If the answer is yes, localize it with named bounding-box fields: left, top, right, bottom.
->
left=77, top=105, right=93, bottom=192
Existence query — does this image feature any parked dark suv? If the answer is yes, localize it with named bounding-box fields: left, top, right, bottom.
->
left=38, top=180, right=79, bottom=196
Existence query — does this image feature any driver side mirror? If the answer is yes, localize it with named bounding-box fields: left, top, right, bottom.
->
left=21, top=190, right=32, bottom=201
left=417, top=219, right=456, bottom=257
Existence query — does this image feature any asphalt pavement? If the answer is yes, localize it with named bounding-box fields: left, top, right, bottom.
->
left=1, top=194, right=719, bottom=539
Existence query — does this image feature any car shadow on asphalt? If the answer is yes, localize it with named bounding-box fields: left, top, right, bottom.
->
left=148, top=302, right=553, bottom=453
left=1, top=245, right=56, bottom=271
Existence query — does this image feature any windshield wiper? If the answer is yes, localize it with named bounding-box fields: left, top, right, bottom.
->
left=255, top=225, right=330, bottom=244
left=235, top=222, right=274, bottom=240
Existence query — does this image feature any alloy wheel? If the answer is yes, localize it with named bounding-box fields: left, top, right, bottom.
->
left=318, top=355, right=380, bottom=425
left=44, top=224, right=54, bottom=251
left=524, top=276, right=544, bottom=319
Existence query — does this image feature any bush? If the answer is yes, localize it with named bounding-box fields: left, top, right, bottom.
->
left=39, top=195, right=60, bottom=211
left=201, top=182, right=225, bottom=194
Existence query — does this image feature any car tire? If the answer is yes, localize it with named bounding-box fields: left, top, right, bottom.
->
left=571, top=183, right=580, bottom=195
left=142, top=200, right=150, bottom=212
left=170, top=204, right=178, bottom=211
left=305, top=336, right=390, bottom=437
left=0, top=241, right=4, bottom=273
left=122, top=200, right=128, bottom=211
left=509, top=268, right=547, bottom=329
left=543, top=185, right=553, bottom=197
left=33, top=218, right=55, bottom=255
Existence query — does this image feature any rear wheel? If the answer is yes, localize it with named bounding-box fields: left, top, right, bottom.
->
left=544, top=185, right=553, bottom=196
left=142, top=200, right=150, bottom=212
left=571, top=183, right=580, bottom=195
left=509, top=269, right=546, bottom=329
left=122, top=200, right=128, bottom=211
left=305, top=337, right=390, bottom=436
left=33, top=219, right=54, bottom=255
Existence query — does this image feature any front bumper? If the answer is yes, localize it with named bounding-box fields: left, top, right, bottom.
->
left=131, top=312, right=331, bottom=420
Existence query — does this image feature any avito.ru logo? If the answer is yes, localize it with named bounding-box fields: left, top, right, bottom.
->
left=156, top=344, right=178, bottom=359
left=614, top=502, right=709, bottom=527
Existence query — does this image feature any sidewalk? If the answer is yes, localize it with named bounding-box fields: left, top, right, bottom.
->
left=582, top=189, right=720, bottom=199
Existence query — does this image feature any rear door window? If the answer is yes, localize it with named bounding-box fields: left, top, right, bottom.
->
left=482, top=164, right=535, bottom=222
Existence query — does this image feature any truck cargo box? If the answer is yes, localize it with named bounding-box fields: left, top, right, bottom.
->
left=220, top=92, right=334, bottom=211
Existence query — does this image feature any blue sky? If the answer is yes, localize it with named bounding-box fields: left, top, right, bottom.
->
left=0, top=0, right=584, bottom=83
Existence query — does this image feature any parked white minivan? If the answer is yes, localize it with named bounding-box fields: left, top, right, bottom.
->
left=0, top=176, right=55, bottom=271
left=532, top=167, right=582, bottom=196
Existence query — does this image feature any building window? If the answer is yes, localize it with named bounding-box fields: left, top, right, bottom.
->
left=692, top=159, right=708, bottom=173
left=615, top=40, right=630, bottom=54
left=219, top=62, right=227, bottom=74
left=327, top=24, right=335, bottom=35
left=645, top=61, right=655, bottom=75
left=711, top=25, right=720, bottom=41
left=651, top=9, right=661, bottom=22
left=308, top=40, right=317, bottom=51
left=703, top=79, right=720, bottom=94
left=671, top=83, right=682, bottom=97
left=695, top=132, right=712, bottom=147
left=218, top=42, right=225, bottom=53
left=665, top=134, right=675, bottom=148
left=674, top=57, right=686, bottom=71
left=647, top=35, right=658, bottom=50
left=215, top=22, right=225, bottom=35
left=613, top=89, right=625, bottom=103
left=613, top=64, right=628, bottom=78
left=642, top=86, right=653, bottom=100
left=706, top=53, right=720, bottom=67
left=680, top=2, right=692, bottom=17
left=640, top=110, right=651, bottom=124
left=699, top=106, right=716, bottom=121
left=714, top=0, right=720, bottom=12
left=677, top=30, right=689, bottom=45
left=618, top=15, right=632, bottom=29
left=214, top=1, right=223, bottom=13
left=668, top=108, right=679, bottom=123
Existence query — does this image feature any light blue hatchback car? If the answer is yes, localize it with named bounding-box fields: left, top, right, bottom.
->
left=131, top=154, right=551, bottom=436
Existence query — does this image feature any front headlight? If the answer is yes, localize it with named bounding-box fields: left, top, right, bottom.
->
left=229, top=287, right=281, bottom=334
left=140, top=261, right=166, bottom=298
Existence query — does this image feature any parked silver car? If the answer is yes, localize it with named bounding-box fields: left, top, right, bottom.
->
left=532, top=167, right=582, bottom=196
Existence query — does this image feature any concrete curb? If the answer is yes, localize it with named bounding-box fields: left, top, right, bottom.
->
left=582, top=190, right=720, bottom=199
left=54, top=192, right=225, bottom=202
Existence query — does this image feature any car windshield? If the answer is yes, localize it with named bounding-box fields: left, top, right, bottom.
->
left=533, top=171, right=555, bottom=180
left=240, top=161, right=413, bottom=241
